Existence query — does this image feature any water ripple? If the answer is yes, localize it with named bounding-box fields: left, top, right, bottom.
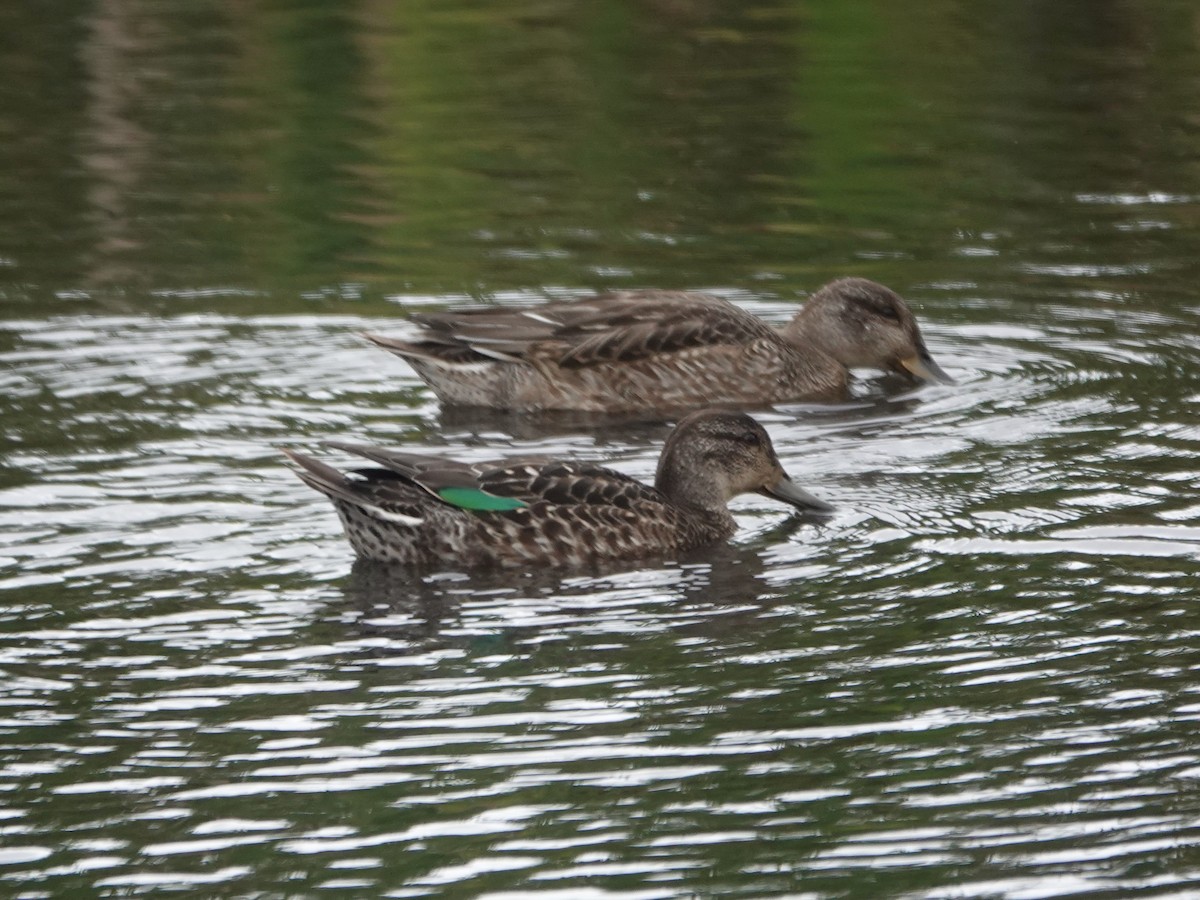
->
left=2, top=299, right=1199, bottom=895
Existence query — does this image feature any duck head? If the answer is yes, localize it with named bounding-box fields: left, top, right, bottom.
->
left=784, top=277, right=954, bottom=385
left=655, top=410, right=833, bottom=515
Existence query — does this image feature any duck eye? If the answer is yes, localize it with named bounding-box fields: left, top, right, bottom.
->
left=849, top=290, right=902, bottom=322
left=720, top=427, right=758, bottom=446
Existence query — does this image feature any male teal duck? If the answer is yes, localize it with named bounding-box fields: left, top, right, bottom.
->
left=283, top=410, right=832, bottom=568
left=364, top=277, right=953, bottom=413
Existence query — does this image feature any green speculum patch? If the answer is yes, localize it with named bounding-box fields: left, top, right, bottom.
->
left=437, top=487, right=529, bottom=511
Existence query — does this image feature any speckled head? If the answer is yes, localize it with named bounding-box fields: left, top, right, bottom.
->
left=784, top=277, right=953, bottom=384
left=654, top=410, right=832, bottom=515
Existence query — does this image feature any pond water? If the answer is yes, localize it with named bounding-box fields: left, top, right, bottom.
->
left=4, top=1, right=1200, bottom=896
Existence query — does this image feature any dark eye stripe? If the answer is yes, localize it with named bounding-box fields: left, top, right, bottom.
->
left=848, top=291, right=902, bottom=321
left=862, top=299, right=900, bottom=320
left=714, top=430, right=762, bottom=445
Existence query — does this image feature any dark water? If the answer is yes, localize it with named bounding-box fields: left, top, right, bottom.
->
left=5, top=1, right=1200, bottom=896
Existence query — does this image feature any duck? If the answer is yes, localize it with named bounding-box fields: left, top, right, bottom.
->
left=364, top=277, right=953, bottom=413
left=283, top=409, right=832, bottom=568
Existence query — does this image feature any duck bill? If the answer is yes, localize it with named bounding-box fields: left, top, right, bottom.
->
left=898, top=347, right=955, bottom=384
left=761, top=476, right=835, bottom=514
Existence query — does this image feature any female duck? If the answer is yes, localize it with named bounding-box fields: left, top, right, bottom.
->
left=284, top=410, right=831, bottom=568
left=365, top=277, right=952, bottom=413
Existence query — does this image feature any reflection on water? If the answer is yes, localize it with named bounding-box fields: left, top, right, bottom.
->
left=5, top=0, right=1200, bottom=894
left=4, top=1, right=1200, bottom=304
left=340, top=535, right=801, bottom=646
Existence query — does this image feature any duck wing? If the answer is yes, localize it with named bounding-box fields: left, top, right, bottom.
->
left=324, top=443, right=665, bottom=512
left=402, top=291, right=779, bottom=368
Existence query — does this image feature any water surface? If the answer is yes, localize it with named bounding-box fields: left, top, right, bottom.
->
left=4, top=1, right=1200, bottom=896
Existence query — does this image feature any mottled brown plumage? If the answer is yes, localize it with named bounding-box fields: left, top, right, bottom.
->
left=283, top=410, right=832, bottom=569
left=365, top=278, right=952, bottom=413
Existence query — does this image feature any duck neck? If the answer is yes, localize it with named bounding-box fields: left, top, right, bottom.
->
left=779, top=302, right=826, bottom=351
left=780, top=303, right=865, bottom=385
left=654, top=463, right=736, bottom=537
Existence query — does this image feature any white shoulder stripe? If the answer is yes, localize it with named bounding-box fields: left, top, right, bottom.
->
left=521, top=311, right=561, bottom=325
left=364, top=504, right=424, bottom=527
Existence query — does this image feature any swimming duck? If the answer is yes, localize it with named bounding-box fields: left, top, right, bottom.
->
left=283, top=410, right=831, bottom=568
left=364, top=277, right=952, bottom=413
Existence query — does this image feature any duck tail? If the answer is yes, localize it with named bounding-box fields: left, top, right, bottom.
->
left=363, top=330, right=527, bottom=365
left=281, top=448, right=370, bottom=508
left=361, top=331, right=438, bottom=361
